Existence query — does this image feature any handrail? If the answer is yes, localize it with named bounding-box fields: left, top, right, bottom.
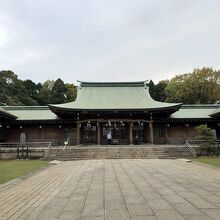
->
left=43, top=142, right=52, bottom=160
left=185, top=140, right=197, bottom=157
left=62, top=138, right=69, bottom=151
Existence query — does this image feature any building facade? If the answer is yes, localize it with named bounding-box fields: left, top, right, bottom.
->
left=0, top=81, right=219, bottom=145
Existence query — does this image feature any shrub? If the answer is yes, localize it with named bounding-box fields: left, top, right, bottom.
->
left=195, top=125, right=216, bottom=156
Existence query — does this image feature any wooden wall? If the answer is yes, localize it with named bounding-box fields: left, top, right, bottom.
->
left=166, top=126, right=197, bottom=144
left=5, top=125, right=77, bottom=146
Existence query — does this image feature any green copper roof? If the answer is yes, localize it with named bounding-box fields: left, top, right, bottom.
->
left=49, top=81, right=181, bottom=111
left=0, top=106, right=17, bottom=119
left=209, top=108, right=220, bottom=118
left=170, top=105, right=220, bottom=119
left=2, top=105, right=220, bottom=121
left=3, top=106, right=58, bottom=120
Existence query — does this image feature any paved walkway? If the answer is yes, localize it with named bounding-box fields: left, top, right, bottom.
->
left=1, top=160, right=220, bottom=220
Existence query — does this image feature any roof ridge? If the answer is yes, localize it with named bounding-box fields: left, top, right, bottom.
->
left=78, top=80, right=149, bottom=87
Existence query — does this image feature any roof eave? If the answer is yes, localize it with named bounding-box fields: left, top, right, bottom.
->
left=49, top=104, right=182, bottom=114
left=0, top=111, right=17, bottom=120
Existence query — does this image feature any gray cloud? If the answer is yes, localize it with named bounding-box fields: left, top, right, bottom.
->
left=0, top=0, right=220, bottom=84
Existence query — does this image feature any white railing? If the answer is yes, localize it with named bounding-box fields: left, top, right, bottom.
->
left=43, top=142, right=52, bottom=160
left=185, top=140, right=197, bottom=157
left=62, top=138, right=70, bottom=151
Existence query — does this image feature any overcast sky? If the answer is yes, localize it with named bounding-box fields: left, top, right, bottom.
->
left=0, top=0, right=220, bottom=84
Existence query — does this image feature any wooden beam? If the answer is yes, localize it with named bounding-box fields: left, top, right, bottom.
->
left=79, top=119, right=150, bottom=123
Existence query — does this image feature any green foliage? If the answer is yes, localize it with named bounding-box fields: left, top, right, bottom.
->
left=37, top=80, right=54, bottom=105
left=149, top=80, right=169, bottom=102
left=195, top=124, right=216, bottom=156
left=51, top=78, right=67, bottom=104
left=1, top=67, right=219, bottom=106
left=0, top=70, right=77, bottom=106
left=195, top=124, right=215, bottom=141
left=65, top=83, right=77, bottom=102
left=165, top=67, right=220, bottom=104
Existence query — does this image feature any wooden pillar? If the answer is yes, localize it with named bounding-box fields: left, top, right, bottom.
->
left=129, top=122, right=133, bottom=145
left=165, top=127, right=168, bottom=144
left=76, top=121, right=81, bottom=145
left=149, top=121, right=154, bottom=144
left=97, top=122, right=101, bottom=145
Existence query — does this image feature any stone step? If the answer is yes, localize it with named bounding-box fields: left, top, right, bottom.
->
left=47, top=146, right=193, bottom=160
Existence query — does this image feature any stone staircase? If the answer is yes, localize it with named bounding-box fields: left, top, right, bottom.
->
left=47, top=145, right=193, bottom=160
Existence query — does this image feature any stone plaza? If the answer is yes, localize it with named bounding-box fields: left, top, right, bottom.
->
left=1, top=159, right=220, bottom=220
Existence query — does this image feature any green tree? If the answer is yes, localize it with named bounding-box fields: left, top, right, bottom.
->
left=148, top=80, right=168, bottom=102
left=195, top=124, right=216, bottom=156
left=38, top=80, right=54, bottom=105
left=51, top=78, right=67, bottom=104
left=0, top=70, right=31, bottom=105
left=154, top=80, right=169, bottom=102
left=196, top=124, right=215, bottom=141
left=65, top=83, right=77, bottom=102
left=165, top=68, right=220, bottom=104
left=148, top=80, right=156, bottom=100
left=23, top=80, right=40, bottom=105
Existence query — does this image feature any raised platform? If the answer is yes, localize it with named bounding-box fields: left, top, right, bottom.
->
left=0, top=145, right=193, bottom=160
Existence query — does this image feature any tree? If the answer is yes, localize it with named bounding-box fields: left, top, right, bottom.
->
left=148, top=80, right=156, bottom=100
left=0, top=70, right=31, bottom=105
left=153, top=80, right=169, bottom=102
left=165, top=68, right=220, bottom=104
left=148, top=80, right=168, bottom=102
left=23, top=80, right=40, bottom=105
left=51, top=78, right=67, bottom=104
left=38, top=80, right=54, bottom=105
left=196, top=124, right=215, bottom=141
left=65, top=83, right=77, bottom=102
left=195, top=124, right=216, bottom=156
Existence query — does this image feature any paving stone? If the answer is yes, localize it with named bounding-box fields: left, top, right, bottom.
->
left=142, top=192, right=162, bottom=200
left=48, top=198, right=68, bottom=208
left=124, top=195, right=146, bottom=204
left=1, top=159, right=220, bottom=220
left=105, top=199, right=127, bottom=210
left=183, top=214, right=213, bottom=220
left=58, top=211, right=80, bottom=219
left=148, top=199, right=173, bottom=210
left=105, top=209, right=130, bottom=220
left=186, top=198, right=217, bottom=209
left=201, top=208, right=220, bottom=220
left=121, top=188, right=140, bottom=195
left=163, top=194, right=188, bottom=204
left=127, top=203, right=154, bottom=216
left=63, top=201, right=84, bottom=213
left=174, top=203, right=202, bottom=215
left=80, top=216, right=104, bottom=220
left=154, top=209, right=185, bottom=220
left=81, top=204, right=104, bottom=217
left=38, top=206, right=64, bottom=220
left=130, top=216, right=158, bottom=220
